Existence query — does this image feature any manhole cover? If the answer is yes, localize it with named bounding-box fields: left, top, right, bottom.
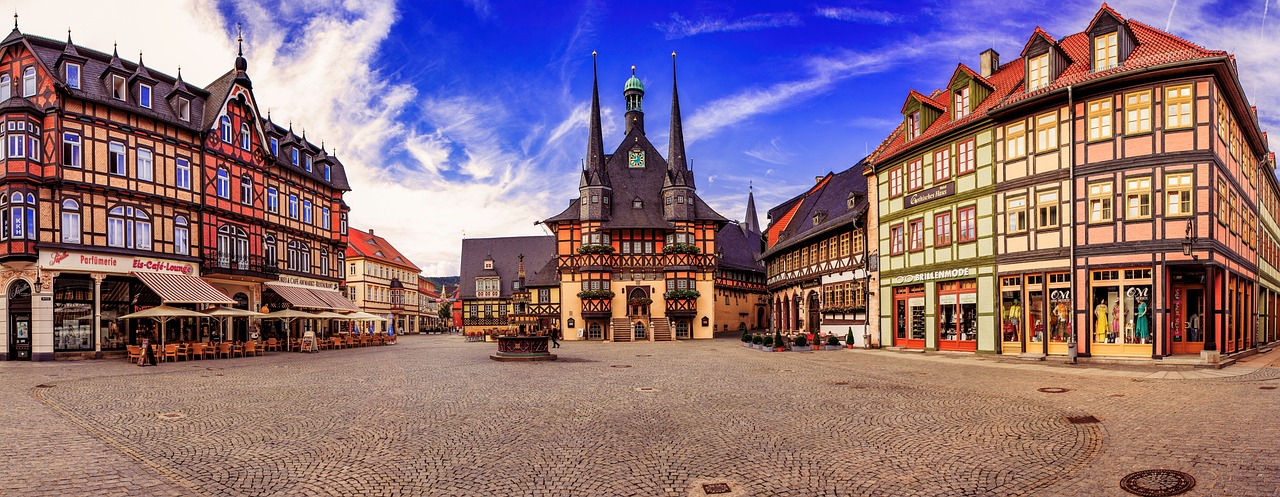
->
left=158, top=412, right=187, bottom=420
left=1066, top=415, right=1100, bottom=424
left=1038, top=387, right=1071, bottom=394
left=635, top=387, right=658, bottom=392
left=34, top=384, right=55, bottom=388
left=1119, top=469, right=1195, bottom=496
left=703, top=482, right=732, bottom=494
left=611, top=365, right=631, bottom=368
left=1261, top=386, right=1277, bottom=390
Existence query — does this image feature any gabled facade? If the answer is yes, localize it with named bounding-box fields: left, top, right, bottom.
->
left=458, top=236, right=557, bottom=335
left=542, top=55, right=729, bottom=342
left=762, top=166, right=875, bottom=345
left=0, top=27, right=354, bottom=361
left=345, top=228, right=422, bottom=334
left=713, top=189, right=767, bottom=334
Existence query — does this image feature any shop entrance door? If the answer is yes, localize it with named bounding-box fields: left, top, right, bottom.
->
left=893, top=285, right=925, bottom=349
left=8, top=280, right=32, bottom=360
left=807, top=291, right=820, bottom=336
left=1170, top=286, right=1204, bottom=355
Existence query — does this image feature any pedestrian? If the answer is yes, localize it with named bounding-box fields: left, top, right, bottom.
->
left=550, top=327, right=561, bottom=348
left=139, top=333, right=157, bottom=367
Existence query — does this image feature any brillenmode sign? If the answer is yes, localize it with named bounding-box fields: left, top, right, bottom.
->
left=904, top=182, right=955, bottom=209
left=891, top=268, right=973, bottom=285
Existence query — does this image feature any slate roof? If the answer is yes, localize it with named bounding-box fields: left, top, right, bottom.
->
left=717, top=222, right=764, bottom=272
left=762, top=163, right=869, bottom=258
left=13, top=29, right=351, bottom=192
left=345, top=228, right=422, bottom=272
left=872, top=4, right=1230, bottom=165
left=525, top=258, right=561, bottom=288
left=459, top=236, right=556, bottom=299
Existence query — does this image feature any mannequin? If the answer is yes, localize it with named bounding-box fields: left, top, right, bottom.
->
left=1111, top=299, right=1121, bottom=342
left=1135, top=300, right=1149, bottom=342
left=1094, top=300, right=1109, bottom=342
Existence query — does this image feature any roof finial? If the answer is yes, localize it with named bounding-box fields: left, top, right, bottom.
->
left=13, top=11, right=18, bottom=31
left=113, top=41, right=118, bottom=57
left=67, top=27, right=72, bottom=43
left=177, top=65, right=182, bottom=80
left=237, top=23, right=244, bottom=56
left=631, top=65, right=636, bottom=75
left=138, top=51, right=144, bottom=66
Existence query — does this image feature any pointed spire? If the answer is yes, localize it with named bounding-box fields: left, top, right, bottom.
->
left=13, top=11, right=17, bottom=31
left=585, top=50, right=607, bottom=187
left=668, top=51, right=692, bottom=188
left=744, top=185, right=761, bottom=236
left=112, top=42, right=118, bottom=58
left=66, top=28, right=71, bottom=44
left=233, top=23, right=248, bottom=73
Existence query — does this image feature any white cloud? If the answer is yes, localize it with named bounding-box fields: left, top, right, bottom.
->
left=464, top=0, right=493, bottom=21
left=814, top=6, right=905, bottom=25
left=743, top=137, right=791, bottom=165
left=655, top=11, right=802, bottom=40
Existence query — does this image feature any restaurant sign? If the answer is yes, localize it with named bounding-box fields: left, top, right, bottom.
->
left=891, top=268, right=973, bottom=285
left=904, top=182, right=955, bottom=209
left=276, top=275, right=339, bottom=291
left=40, top=250, right=197, bottom=276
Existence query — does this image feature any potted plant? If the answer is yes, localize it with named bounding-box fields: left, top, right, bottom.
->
left=846, top=328, right=856, bottom=349
left=793, top=334, right=808, bottom=350
left=628, top=297, right=653, bottom=306
left=825, top=334, right=842, bottom=350
left=741, top=329, right=751, bottom=347
left=774, top=330, right=785, bottom=352
left=762, top=335, right=774, bottom=351
left=752, top=334, right=763, bottom=350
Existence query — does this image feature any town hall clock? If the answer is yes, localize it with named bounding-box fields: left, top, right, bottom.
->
left=628, top=149, right=645, bottom=168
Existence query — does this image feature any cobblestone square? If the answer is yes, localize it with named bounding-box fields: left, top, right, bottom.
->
left=3, top=335, right=1279, bottom=496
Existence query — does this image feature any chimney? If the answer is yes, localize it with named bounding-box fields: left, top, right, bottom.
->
left=980, top=49, right=1000, bottom=78
left=368, top=229, right=374, bottom=237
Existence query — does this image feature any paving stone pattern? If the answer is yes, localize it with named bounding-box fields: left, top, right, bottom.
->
left=3, top=336, right=1279, bottom=496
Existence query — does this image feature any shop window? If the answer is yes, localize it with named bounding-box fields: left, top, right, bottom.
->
left=53, top=277, right=94, bottom=351
left=1125, top=176, right=1152, bottom=220
left=1088, top=182, right=1113, bottom=223
left=938, top=280, right=977, bottom=345
left=1091, top=274, right=1152, bottom=345
left=1005, top=122, right=1026, bottom=159
left=933, top=148, right=951, bottom=182
left=934, top=211, right=952, bottom=247
left=60, top=199, right=80, bottom=244
left=1048, top=281, right=1071, bottom=344
left=1035, top=112, right=1057, bottom=152
left=956, top=138, right=975, bottom=175
left=890, top=224, right=904, bottom=255
left=1124, top=90, right=1152, bottom=134
left=1087, top=98, right=1113, bottom=141
left=1006, top=196, right=1027, bottom=233
left=957, top=206, right=977, bottom=242
left=1037, top=191, right=1059, bottom=229
left=888, top=168, right=903, bottom=198
left=1165, top=84, right=1193, bottom=129
left=908, top=219, right=924, bottom=252
left=907, top=158, right=923, bottom=191
left=1165, top=173, right=1193, bottom=217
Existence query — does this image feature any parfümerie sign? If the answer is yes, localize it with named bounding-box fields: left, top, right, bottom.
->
left=904, top=182, right=955, bottom=209
left=891, top=268, right=973, bottom=285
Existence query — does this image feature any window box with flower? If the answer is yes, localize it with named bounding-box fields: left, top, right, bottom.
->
left=577, top=289, right=615, bottom=300
left=662, top=242, right=701, bottom=255
left=576, top=244, right=615, bottom=255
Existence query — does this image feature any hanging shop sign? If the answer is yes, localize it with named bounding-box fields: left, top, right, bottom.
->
left=891, top=268, right=973, bottom=285
left=904, top=182, right=955, bottom=209
left=40, top=250, right=197, bottom=276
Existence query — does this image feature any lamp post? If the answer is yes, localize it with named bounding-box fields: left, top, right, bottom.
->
left=1183, top=218, right=1198, bottom=260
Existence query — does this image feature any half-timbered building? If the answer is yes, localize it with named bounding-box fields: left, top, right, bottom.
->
left=1258, top=152, right=1279, bottom=348
left=459, top=236, right=556, bottom=335
left=0, top=27, right=354, bottom=361
left=344, top=228, right=422, bottom=334
left=712, top=189, right=767, bottom=334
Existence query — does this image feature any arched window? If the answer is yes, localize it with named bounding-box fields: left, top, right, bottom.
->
left=60, top=199, right=80, bottom=244
left=174, top=216, right=189, bottom=256
left=216, top=169, right=230, bottom=198
left=240, top=123, right=251, bottom=150
left=220, top=116, right=232, bottom=143
left=107, top=205, right=151, bottom=249
left=9, top=193, right=35, bottom=240
left=22, top=67, right=36, bottom=97
left=319, top=249, right=329, bottom=277
left=0, top=74, right=9, bottom=101
left=264, top=235, right=277, bottom=268
left=216, top=224, right=249, bottom=269
left=286, top=240, right=311, bottom=272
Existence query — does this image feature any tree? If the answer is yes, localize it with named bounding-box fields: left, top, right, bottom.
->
left=438, top=303, right=452, bottom=322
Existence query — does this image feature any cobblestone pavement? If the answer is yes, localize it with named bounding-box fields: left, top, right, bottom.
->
left=3, top=336, right=1279, bottom=496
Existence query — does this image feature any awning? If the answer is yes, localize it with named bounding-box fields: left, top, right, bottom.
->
left=264, top=282, right=329, bottom=309
left=310, top=288, right=360, bottom=311
left=133, top=272, right=236, bottom=305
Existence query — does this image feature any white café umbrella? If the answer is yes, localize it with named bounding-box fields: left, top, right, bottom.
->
left=199, top=307, right=265, bottom=342
left=345, top=311, right=387, bottom=335
left=261, top=308, right=317, bottom=351
left=310, top=311, right=350, bottom=337
left=119, top=305, right=208, bottom=352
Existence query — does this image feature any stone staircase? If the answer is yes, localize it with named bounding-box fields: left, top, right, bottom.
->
left=651, top=318, right=672, bottom=341
left=610, top=318, right=632, bottom=342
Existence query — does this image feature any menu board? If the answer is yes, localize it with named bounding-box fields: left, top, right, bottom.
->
left=910, top=305, right=926, bottom=339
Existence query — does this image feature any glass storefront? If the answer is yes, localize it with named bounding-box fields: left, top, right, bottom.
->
left=1048, top=288, right=1071, bottom=343
left=53, top=276, right=94, bottom=351
left=1090, top=268, right=1153, bottom=356
left=937, top=279, right=977, bottom=351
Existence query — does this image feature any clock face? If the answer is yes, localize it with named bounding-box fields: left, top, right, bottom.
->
left=628, top=150, right=645, bottom=168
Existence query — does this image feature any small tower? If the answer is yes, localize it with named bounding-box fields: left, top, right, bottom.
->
left=624, top=66, right=645, bottom=135
left=662, top=53, right=695, bottom=221
left=579, top=51, right=612, bottom=221
left=744, top=184, right=761, bottom=236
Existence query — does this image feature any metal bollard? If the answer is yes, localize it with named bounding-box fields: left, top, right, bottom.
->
left=1067, top=337, right=1078, bottom=364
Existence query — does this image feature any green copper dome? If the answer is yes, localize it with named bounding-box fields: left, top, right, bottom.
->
left=624, top=66, right=643, bottom=92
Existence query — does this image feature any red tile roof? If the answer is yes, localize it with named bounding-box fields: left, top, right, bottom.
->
left=1020, top=27, right=1058, bottom=57
left=345, top=228, right=421, bottom=272
left=872, top=4, right=1226, bottom=166
left=901, top=89, right=947, bottom=114
left=764, top=175, right=831, bottom=247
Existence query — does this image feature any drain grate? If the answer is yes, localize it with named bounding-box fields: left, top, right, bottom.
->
left=635, top=354, right=651, bottom=357
left=1119, top=469, right=1195, bottom=496
left=1066, top=415, right=1100, bottom=424
left=832, top=381, right=849, bottom=385
left=702, top=483, right=731, bottom=494
left=34, top=384, right=55, bottom=388
left=635, top=387, right=658, bottom=392
left=1038, top=387, right=1071, bottom=394
left=610, top=365, right=631, bottom=368
left=1261, top=386, right=1277, bottom=390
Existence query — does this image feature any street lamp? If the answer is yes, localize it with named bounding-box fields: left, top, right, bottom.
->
left=1182, top=218, right=1198, bottom=259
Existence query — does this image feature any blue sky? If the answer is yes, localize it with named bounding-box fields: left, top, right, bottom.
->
left=23, top=1, right=1280, bottom=275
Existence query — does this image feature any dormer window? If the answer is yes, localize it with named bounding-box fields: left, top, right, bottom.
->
left=65, top=63, right=81, bottom=89
left=483, top=259, right=494, bottom=270
left=111, top=75, right=126, bottom=100
left=291, top=148, right=299, bottom=166
left=305, top=155, right=313, bottom=172
left=324, top=164, right=331, bottom=181
left=906, top=112, right=920, bottom=140
left=1028, top=53, right=1049, bottom=90
left=269, top=137, right=278, bottom=156
left=1094, top=32, right=1118, bottom=70
left=177, top=97, right=190, bottom=122
left=139, top=83, right=152, bottom=108
left=22, top=67, right=35, bottom=97
left=954, top=87, right=970, bottom=119
left=847, top=192, right=857, bottom=209
left=813, top=211, right=826, bottom=225
left=633, top=199, right=643, bottom=209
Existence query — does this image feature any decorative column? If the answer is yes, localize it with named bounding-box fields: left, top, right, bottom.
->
left=92, top=273, right=105, bottom=358
left=32, top=268, right=56, bottom=361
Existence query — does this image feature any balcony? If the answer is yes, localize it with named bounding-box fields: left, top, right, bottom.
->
left=581, top=298, right=612, bottom=317
left=558, top=253, right=717, bottom=271
left=665, top=298, right=697, bottom=316
left=201, top=249, right=279, bottom=280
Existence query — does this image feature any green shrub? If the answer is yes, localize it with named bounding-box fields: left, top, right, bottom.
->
left=793, top=334, right=808, bottom=347
left=827, top=334, right=841, bottom=346
left=741, top=329, right=751, bottom=342
left=663, top=289, right=701, bottom=300
left=576, top=289, right=615, bottom=299
left=752, top=334, right=762, bottom=345
left=846, top=327, right=855, bottom=345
